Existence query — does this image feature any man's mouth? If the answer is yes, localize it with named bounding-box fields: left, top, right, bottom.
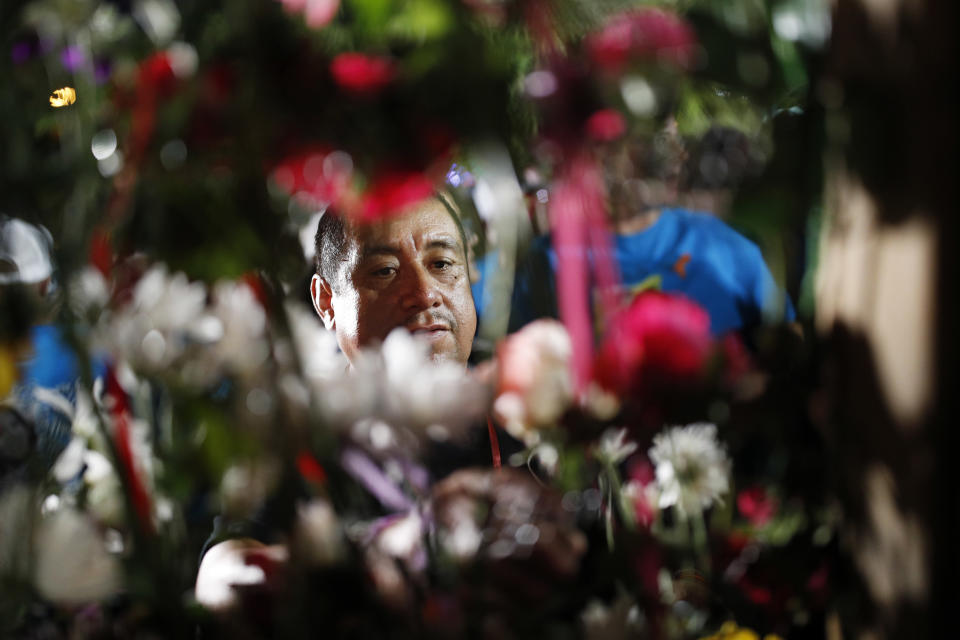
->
left=408, top=324, right=451, bottom=340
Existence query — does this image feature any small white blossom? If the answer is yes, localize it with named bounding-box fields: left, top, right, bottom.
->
left=649, top=422, right=731, bottom=518
left=595, top=427, right=638, bottom=466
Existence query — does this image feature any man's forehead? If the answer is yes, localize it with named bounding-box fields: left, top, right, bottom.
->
left=348, top=198, right=465, bottom=254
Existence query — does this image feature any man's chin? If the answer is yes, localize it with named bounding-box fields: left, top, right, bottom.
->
left=426, top=340, right=468, bottom=367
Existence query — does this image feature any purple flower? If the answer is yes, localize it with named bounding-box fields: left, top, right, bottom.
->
left=60, top=46, right=87, bottom=72
left=94, top=58, right=112, bottom=85
left=11, top=40, right=36, bottom=64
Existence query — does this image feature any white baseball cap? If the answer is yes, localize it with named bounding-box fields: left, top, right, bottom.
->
left=0, top=217, right=54, bottom=285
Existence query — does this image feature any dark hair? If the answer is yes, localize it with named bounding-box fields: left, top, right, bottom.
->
left=314, top=208, right=347, bottom=286
left=313, top=193, right=470, bottom=288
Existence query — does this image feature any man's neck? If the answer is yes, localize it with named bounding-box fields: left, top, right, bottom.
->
left=612, top=208, right=662, bottom=235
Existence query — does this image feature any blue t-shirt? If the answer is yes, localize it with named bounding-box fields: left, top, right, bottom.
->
left=12, top=325, right=84, bottom=468
left=506, top=208, right=795, bottom=335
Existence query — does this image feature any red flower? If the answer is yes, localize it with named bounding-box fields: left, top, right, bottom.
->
left=270, top=146, right=349, bottom=206
left=296, top=451, right=328, bottom=486
left=586, top=8, right=697, bottom=72
left=358, top=170, right=435, bottom=221
left=138, top=51, right=177, bottom=99
left=736, top=485, right=778, bottom=527
left=585, top=108, right=627, bottom=141
left=594, top=291, right=712, bottom=397
left=330, top=53, right=396, bottom=94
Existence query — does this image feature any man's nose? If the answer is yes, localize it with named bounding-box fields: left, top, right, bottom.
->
left=398, top=263, right=442, bottom=311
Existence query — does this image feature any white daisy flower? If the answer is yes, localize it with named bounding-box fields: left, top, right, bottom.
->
left=649, top=422, right=731, bottom=518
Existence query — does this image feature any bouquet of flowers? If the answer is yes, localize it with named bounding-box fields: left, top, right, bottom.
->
left=0, top=1, right=837, bottom=638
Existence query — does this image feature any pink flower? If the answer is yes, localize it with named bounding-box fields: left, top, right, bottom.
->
left=330, top=53, right=396, bottom=94
left=585, top=109, right=627, bottom=141
left=586, top=8, right=697, bottom=72
left=736, top=485, right=778, bottom=527
left=594, top=291, right=713, bottom=397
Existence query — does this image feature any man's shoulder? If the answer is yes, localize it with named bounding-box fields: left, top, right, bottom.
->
left=661, top=208, right=763, bottom=256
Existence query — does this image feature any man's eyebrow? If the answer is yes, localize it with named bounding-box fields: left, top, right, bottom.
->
left=425, top=236, right=463, bottom=253
left=359, top=244, right=401, bottom=260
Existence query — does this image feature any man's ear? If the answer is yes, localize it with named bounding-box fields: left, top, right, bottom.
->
left=310, top=274, right=336, bottom=331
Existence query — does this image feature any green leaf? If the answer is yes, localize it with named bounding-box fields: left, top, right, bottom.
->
left=387, top=0, right=453, bottom=42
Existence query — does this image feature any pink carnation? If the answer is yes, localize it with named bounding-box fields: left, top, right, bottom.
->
left=594, top=291, right=713, bottom=397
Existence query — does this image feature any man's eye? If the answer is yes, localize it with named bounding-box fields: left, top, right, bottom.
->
left=372, top=266, right=396, bottom=277
left=432, top=259, right=453, bottom=270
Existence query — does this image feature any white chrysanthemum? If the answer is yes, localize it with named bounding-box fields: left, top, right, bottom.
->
left=315, top=329, right=489, bottom=452
left=649, top=422, right=730, bottom=518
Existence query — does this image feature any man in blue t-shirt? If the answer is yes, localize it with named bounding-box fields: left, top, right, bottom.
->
left=504, top=125, right=795, bottom=337
left=508, top=206, right=794, bottom=337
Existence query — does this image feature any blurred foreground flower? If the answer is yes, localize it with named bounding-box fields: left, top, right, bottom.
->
left=362, top=510, right=426, bottom=609
left=317, top=329, right=489, bottom=453
left=586, top=8, right=697, bottom=72
left=493, top=319, right=573, bottom=445
left=594, top=427, right=637, bottom=466
left=595, top=291, right=747, bottom=403
left=90, top=266, right=272, bottom=388
left=736, top=486, right=778, bottom=528
left=699, top=620, right=783, bottom=640
left=585, top=108, right=627, bottom=142
left=358, top=171, right=435, bottom=222
left=293, top=498, right=346, bottom=566
left=432, top=468, right=587, bottom=593
left=279, top=0, right=340, bottom=28
left=96, top=265, right=208, bottom=374
left=33, top=508, right=123, bottom=604
left=649, top=422, right=730, bottom=518
left=330, top=53, right=396, bottom=95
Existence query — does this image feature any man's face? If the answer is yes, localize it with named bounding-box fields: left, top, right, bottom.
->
left=311, top=198, right=477, bottom=366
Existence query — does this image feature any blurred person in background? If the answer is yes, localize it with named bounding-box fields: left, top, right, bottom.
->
left=510, top=124, right=795, bottom=337
left=679, top=125, right=763, bottom=219
left=0, top=216, right=78, bottom=486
